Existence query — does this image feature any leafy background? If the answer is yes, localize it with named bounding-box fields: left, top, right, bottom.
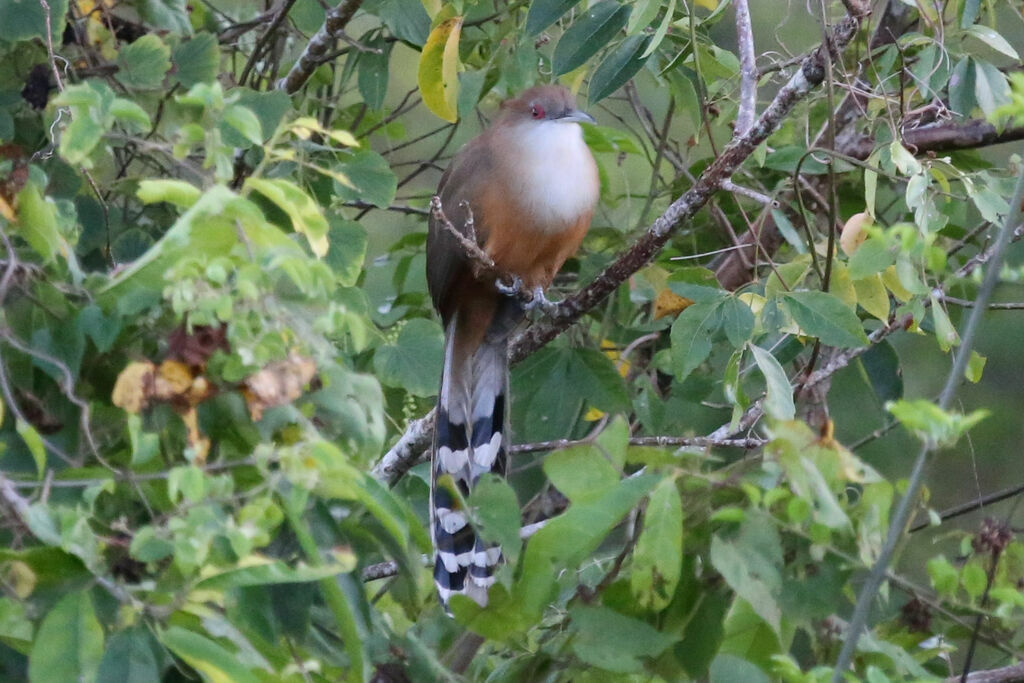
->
left=0, top=0, right=1023, bottom=681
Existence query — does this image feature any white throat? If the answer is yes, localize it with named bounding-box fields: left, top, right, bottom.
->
left=499, top=121, right=598, bottom=232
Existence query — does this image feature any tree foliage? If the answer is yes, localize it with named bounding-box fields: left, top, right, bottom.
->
left=0, top=0, right=1023, bottom=681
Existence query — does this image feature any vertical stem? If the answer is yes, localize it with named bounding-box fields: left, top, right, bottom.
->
left=832, top=169, right=1024, bottom=681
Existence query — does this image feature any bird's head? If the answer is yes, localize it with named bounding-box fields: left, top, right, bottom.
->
left=499, top=85, right=596, bottom=125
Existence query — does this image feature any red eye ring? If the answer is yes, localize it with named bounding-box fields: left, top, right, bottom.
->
left=530, top=104, right=545, bottom=119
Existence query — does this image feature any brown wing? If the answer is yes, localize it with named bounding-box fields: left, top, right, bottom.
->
left=426, top=136, right=496, bottom=324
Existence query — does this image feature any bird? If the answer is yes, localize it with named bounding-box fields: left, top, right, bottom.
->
left=425, top=84, right=599, bottom=609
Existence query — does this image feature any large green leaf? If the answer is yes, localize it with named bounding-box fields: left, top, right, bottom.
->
left=709, top=515, right=783, bottom=635
left=568, top=604, right=675, bottom=672
left=358, top=36, right=392, bottom=111
left=96, top=628, right=160, bottom=683
left=335, top=149, right=398, bottom=209
left=196, top=557, right=355, bottom=590
left=15, top=182, right=60, bottom=262
left=244, top=178, right=330, bottom=256
left=368, top=0, right=430, bottom=46
left=670, top=299, right=723, bottom=382
left=552, top=0, right=631, bottom=76
left=115, top=34, right=171, bottom=90
left=525, top=0, right=583, bottom=35
left=782, top=290, right=868, bottom=348
left=172, top=32, right=219, bottom=87
left=372, top=318, right=443, bottom=397
left=160, top=627, right=259, bottom=683
left=630, top=476, right=683, bottom=610
left=0, top=0, right=67, bottom=42
left=589, top=34, right=651, bottom=104
left=468, top=475, right=522, bottom=564
left=28, top=591, right=104, bottom=683
left=749, top=345, right=795, bottom=421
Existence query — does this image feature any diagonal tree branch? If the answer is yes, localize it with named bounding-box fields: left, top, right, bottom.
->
left=276, top=0, right=365, bottom=94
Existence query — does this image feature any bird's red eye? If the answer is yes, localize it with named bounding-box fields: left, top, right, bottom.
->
left=531, top=104, right=545, bottom=119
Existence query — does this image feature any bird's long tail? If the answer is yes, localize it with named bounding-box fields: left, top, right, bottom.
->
left=431, top=312, right=509, bottom=609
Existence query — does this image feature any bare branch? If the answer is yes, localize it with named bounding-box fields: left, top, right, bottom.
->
left=733, top=0, right=757, bottom=135
left=371, top=409, right=433, bottom=486
left=276, top=0, right=365, bottom=94
left=947, top=662, right=1024, bottom=683
left=722, top=178, right=777, bottom=206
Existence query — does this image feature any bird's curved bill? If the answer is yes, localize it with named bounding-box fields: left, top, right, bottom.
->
left=559, top=109, right=596, bottom=124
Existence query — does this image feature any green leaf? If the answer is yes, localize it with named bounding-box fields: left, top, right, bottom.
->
left=710, top=653, right=771, bottom=683
left=468, top=474, right=522, bottom=564
left=417, top=16, right=463, bottom=122
left=115, top=34, right=171, bottom=89
left=927, top=555, right=959, bottom=597
left=160, top=627, right=260, bottom=683
left=573, top=348, right=630, bottom=414
left=195, top=557, right=354, bottom=590
left=782, top=291, right=868, bottom=348
left=544, top=443, right=620, bottom=502
left=965, top=25, right=1019, bottom=60
left=223, top=104, right=263, bottom=145
left=16, top=419, right=46, bottom=479
left=552, top=0, right=631, bottom=76
left=848, top=236, right=895, bottom=279
left=721, top=297, right=754, bottom=347
left=973, top=59, right=1011, bottom=117
left=641, top=0, right=675, bottom=58
left=15, top=182, right=60, bottom=261
left=96, top=628, right=160, bottom=683
left=0, top=0, right=67, bottom=42
left=231, top=89, right=290, bottom=141
left=137, top=179, right=202, bottom=208
left=710, top=515, right=783, bottom=634
left=139, top=0, right=192, bottom=34
left=245, top=177, right=330, bottom=256
left=372, top=318, right=444, bottom=396
left=370, top=0, right=430, bottom=46
left=949, top=57, right=977, bottom=117
left=929, top=294, right=960, bottom=351
left=750, top=345, right=795, bottom=421
left=109, top=98, right=152, bottom=130
left=568, top=604, right=675, bottom=672
left=670, top=299, right=722, bottom=381
left=325, top=218, right=368, bottom=286
left=28, top=591, right=104, bottom=683
left=589, top=34, right=652, bottom=104
left=358, top=37, right=392, bottom=111
left=335, top=149, right=399, bottom=209
left=627, top=0, right=661, bottom=33
left=631, top=476, right=683, bottom=610
left=129, top=526, right=174, bottom=562
left=886, top=399, right=990, bottom=448
left=526, top=0, right=583, bottom=35
left=965, top=350, right=986, bottom=383
left=172, top=32, right=219, bottom=88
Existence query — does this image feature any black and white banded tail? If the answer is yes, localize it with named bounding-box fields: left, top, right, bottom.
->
left=431, top=314, right=509, bottom=609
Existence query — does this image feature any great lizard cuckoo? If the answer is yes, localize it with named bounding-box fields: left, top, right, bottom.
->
left=426, top=85, right=599, bottom=609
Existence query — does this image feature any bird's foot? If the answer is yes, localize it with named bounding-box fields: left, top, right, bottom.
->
left=496, top=275, right=523, bottom=297
left=524, top=286, right=560, bottom=314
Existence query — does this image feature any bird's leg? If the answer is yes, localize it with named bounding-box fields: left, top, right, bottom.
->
left=495, top=275, right=523, bottom=296
left=523, top=286, right=560, bottom=314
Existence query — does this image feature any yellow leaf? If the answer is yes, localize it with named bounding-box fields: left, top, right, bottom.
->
left=653, top=288, right=694, bottom=320
left=0, top=193, right=16, bottom=223
left=154, top=360, right=194, bottom=399
left=880, top=265, right=913, bottom=302
left=112, top=361, right=156, bottom=413
left=583, top=407, right=605, bottom=421
left=853, top=274, right=890, bottom=322
left=694, top=0, right=718, bottom=9
left=243, top=353, right=317, bottom=421
left=180, top=407, right=210, bottom=465
left=418, top=17, right=463, bottom=123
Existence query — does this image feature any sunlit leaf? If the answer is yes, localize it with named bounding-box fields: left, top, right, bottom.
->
left=418, top=16, right=463, bottom=122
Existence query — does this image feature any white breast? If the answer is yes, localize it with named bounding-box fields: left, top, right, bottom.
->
left=498, top=121, right=599, bottom=233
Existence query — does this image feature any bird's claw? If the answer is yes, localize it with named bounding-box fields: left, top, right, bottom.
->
left=496, top=275, right=523, bottom=296
left=524, top=286, right=559, bottom=314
